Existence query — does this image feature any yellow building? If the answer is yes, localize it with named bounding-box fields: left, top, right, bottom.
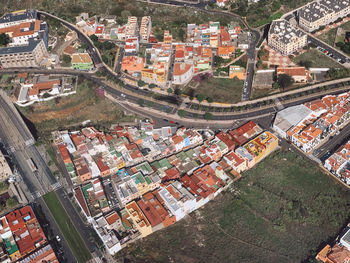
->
left=125, top=201, right=152, bottom=237
left=243, top=131, right=279, bottom=163
left=141, top=69, right=166, bottom=87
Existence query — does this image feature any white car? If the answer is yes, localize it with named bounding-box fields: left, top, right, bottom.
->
left=56, top=235, right=61, bottom=242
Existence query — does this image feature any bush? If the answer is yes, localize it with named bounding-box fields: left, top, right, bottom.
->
left=207, top=97, right=214, bottom=103
left=177, top=109, right=185, bottom=117
left=62, top=54, right=71, bottom=65
left=167, top=88, right=173, bottom=94
left=204, top=112, right=213, bottom=120
left=138, top=80, right=146, bottom=87
left=196, top=94, right=205, bottom=102
left=43, top=93, right=51, bottom=98
left=149, top=83, right=157, bottom=89
left=6, top=198, right=17, bottom=208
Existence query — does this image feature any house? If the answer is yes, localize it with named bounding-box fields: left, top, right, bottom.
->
left=121, top=56, right=145, bottom=74
left=277, top=67, right=311, bottom=82
left=125, top=201, right=152, bottom=237
left=217, top=45, right=235, bottom=59
left=229, top=66, right=246, bottom=80
left=71, top=53, right=94, bottom=70
left=216, top=0, right=229, bottom=7
left=173, top=62, right=194, bottom=85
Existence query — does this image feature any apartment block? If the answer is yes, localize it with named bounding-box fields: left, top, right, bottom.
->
left=140, top=16, right=152, bottom=42
left=268, top=19, right=307, bottom=56
left=0, top=149, right=12, bottom=182
left=298, top=0, right=350, bottom=32
left=0, top=10, right=48, bottom=68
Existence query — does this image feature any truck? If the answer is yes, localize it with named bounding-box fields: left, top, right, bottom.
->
left=26, top=158, right=38, bottom=173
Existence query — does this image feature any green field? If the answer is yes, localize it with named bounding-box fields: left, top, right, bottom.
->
left=317, top=28, right=338, bottom=46
left=116, top=149, right=350, bottom=263
left=293, top=49, right=343, bottom=68
left=184, top=77, right=244, bottom=104
left=43, top=191, right=92, bottom=263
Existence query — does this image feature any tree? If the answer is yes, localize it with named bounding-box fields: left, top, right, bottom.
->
left=138, top=80, right=146, bottom=87
left=6, top=198, right=17, bottom=208
left=101, top=54, right=109, bottom=64
left=207, top=97, right=214, bottom=103
left=0, top=182, right=7, bottom=192
left=189, top=95, right=194, bottom=101
left=204, top=112, right=213, bottom=120
left=89, top=34, right=98, bottom=43
left=277, top=74, right=294, bottom=91
left=137, top=99, right=144, bottom=107
left=174, top=88, right=182, bottom=96
left=196, top=94, right=205, bottom=103
left=167, top=88, right=173, bottom=94
left=62, top=54, right=71, bottom=65
left=0, top=33, right=9, bottom=46
left=42, top=92, right=51, bottom=98
left=256, top=60, right=262, bottom=68
left=177, top=109, right=185, bottom=118
left=149, top=83, right=157, bottom=89
left=298, top=60, right=312, bottom=69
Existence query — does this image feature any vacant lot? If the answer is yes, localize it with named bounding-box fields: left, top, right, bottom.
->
left=317, top=20, right=350, bottom=46
left=116, top=149, right=350, bottom=263
left=44, top=191, right=91, bottom=263
left=17, top=79, right=136, bottom=141
left=293, top=49, right=343, bottom=68
left=184, top=77, right=244, bottom=104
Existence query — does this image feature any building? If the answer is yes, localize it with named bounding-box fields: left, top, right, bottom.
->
left=0, top=149, right=12, bottom=181
left=217, top=46, right=235, bottom=59
left=243, top=131, right=279, bottom=163
left=216, top=0, right=229, bottom=7
left=268, top=20, right=307, bottom=56
left=273, top=104, right=313, bottom=139
left=229, top=66, right=246, bottom=80
left=18, top=244, right=58, bottom=263
left=125, top=201, right=152, bottom=237
left=277, top=67, right=311, bottom=83
left=316, top=223, right=350, bottom=263
left=121, top=56, right=145, bottom=75
left=0, top=10, right=48, bottom=68
left=71, top=53, right=93, bottom=70
left=173, top=62, right=194, bottom=85
left=140, top=16, right=152, bottom=42
left=298, top=0, right=350, bottom=32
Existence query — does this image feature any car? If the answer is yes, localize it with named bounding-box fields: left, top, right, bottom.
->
left=56, top=235, right=61, bottom=242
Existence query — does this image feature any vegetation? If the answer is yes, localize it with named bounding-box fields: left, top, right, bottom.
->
left=0, top=33, right=9, bottom=47
left=185, top=76, right=244, bottom=104
left=17, top=79, right=136, bottom=142
left=293, top=49, right=343, bottom=69
left=277, top=74, right=294, bottom=91
left=0, top=182, right=8, bottom=193
left=116, top=149, right=350, bottom=263
left=231, top=0, right=313, bottom=27
left=326, top=68, right=350, bottom=79
left=5, top=198, right=17, bottom=208
left=43, top=191, right=92, bottom=263
left=61, top=54, right=72, bottom=67
left=204, top=112, right=213, bottom=120
left=89, top=34, right=116, bottom=67
left=177, top=109, right=185, bottom=118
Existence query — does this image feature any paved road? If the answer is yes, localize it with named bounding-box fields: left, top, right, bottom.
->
left=35, top=197, right=76, bottom=263
left=307, top=35, right=350, bottom=65
left=313, top=121, right=350, bottom=160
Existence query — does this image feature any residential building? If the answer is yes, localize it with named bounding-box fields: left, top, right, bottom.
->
left=298, top=0, right=350, bottom=32
left=125, top=201, right=152, bottom=237
left=0, top=10, right=48, bottom=68
left=217, top=46, right=235, bottom=59
left=71, top=53, right=93, bottom=70
left=140, top=16, right=152, bottom=42
left=229, top=66, right=246, bottom=80
left=268, top=20, right=307, bottom=55
left=277, top=66, right=311, bottom=82
left=18, top=244, right=58, bottom=263
left=173, top=62, right=194, bottom=85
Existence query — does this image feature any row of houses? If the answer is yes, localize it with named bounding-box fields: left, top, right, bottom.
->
left=53, top=124, right=203, bottom=184
left=273, top=92, right=350, bottom=153
left=324, top=139, right=350, bottom=185
left=67, top=121, right=278, bottom=255
left=0, top=206, right=58, bottom=262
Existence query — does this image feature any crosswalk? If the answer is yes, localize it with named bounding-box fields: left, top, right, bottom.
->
left=51, top=182, right=62, bottom=191
left=274, top=98, right=284, bottom=111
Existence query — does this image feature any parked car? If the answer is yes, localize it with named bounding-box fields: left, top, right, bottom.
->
left=56, top=235, right=61, bottom=242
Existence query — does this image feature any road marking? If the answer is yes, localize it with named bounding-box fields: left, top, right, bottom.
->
left=274, top=98, right=284, bottom=111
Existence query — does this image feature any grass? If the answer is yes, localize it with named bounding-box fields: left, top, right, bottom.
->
left=317, top=21, right=350, bottom=46
left=17, top=79, right=137, bottom=141
left=293, top=49, right=343, bottom=68
left=43, top=191, right=92, bottom=263
left=184, top=77, right=244, bottom=104
left=116, top=149, right=350, bottom=263
left=252, top=88, right=276, bottom=99
left=252, top=11, right=283, bottom=27
left=317, top=28, right=338, bottom=46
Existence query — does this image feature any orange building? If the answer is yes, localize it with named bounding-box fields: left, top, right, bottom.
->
left=217, top=45, right=235, bottom=59
left=229, top=66, right=246, bottom=80
left=121, top=56, right=145, bottom=74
